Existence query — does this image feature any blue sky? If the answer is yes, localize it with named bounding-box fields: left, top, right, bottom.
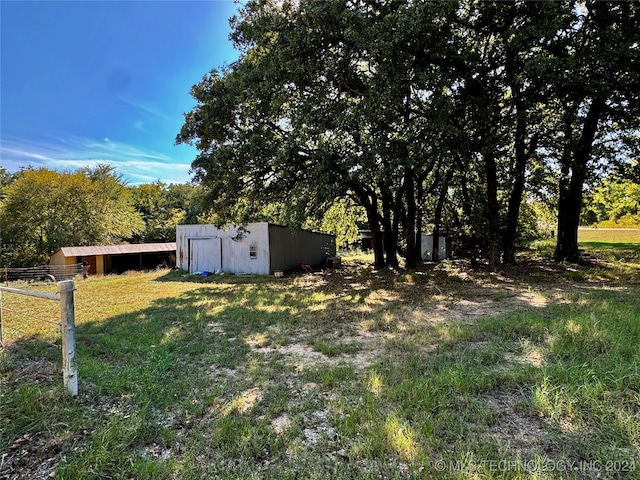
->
left=1, top=1, right=241, bottom=185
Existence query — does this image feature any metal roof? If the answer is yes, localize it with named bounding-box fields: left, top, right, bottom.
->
left=55, top=243, right=176, bottom=257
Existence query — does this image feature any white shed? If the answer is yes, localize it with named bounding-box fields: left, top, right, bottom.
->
left=176, top=223, right=336, bottom=275
left=421, top=235, right=451, bottom=261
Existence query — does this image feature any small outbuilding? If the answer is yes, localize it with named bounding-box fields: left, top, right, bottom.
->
left=421, top=235, right=451, bottom=261
left=50, top=243, right=176, bottom=276
left=176, top=223, right=336, bottom=275
left=358, top=230, right=451, bottom=261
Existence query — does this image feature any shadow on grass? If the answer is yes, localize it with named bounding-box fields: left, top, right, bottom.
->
left=1, top=283, right=301, bottom=479
left=580, top=242, right=640, bottom=251
left=580, top=241, right=640, bottom=262
left=353, top=287, right=640, bottom=476
left=2, top=264, right=639, bottom=479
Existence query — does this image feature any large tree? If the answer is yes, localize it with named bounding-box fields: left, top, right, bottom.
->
left=428, top=1, right=574, bottom=265
left=179, top=0, right=638, bottom=268
left=547, top=1, right=640, bottom=261
left=178, top=0, right=462, bottom=269
left=129, top=181, right=204, bottom=243
left=178, top=1, right=368, bottom=262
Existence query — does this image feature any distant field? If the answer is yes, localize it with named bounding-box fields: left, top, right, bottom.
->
left=579, top=227, right=640, bottom=243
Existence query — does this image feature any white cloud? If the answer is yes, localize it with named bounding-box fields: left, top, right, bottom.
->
left=117, top=95, right=174, bottom=122
left=0, top=135, right=194, bottom=184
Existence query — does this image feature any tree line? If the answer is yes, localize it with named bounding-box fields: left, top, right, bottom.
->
left=0, top=164, right=367, bottom=267
left=177, top=0, right=639, bottom=268
left=0, top=159, right=636, bottom=268
left=0, top=165, right=206, bottom=267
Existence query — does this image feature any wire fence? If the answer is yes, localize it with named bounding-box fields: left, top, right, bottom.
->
left=0, top=281, right=78, bottom=396
left=1, top=263, right=83, bottom=283
left=0, top=304, right=62, bottom=349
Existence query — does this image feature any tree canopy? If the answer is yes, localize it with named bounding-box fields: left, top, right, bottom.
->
left=129, top=181, right=206, bottom=243
left=583, top=170, right=640, bottom=228
left=178, top=0, right=638, bottom=267
left=0, top=164, right=213, bottom=267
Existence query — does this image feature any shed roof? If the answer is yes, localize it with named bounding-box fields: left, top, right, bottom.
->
left=54, top=243, right=176, bottom=258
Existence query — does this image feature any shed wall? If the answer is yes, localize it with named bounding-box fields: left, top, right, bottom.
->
left=177, top=223, right=335, bottom=275
left=177, top=224, right=218, bottom=271
left=49, top=251, right=76, bottom=266
left=176, top=223, right=271, bottom=274
left=268, top=225, right=336, bottom=273
left=221, top=224, right=270, bottom=274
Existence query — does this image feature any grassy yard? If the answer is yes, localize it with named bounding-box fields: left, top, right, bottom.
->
left=1, top=239, right=639, bottom=479
left=578, top=228, right=640, bottom=244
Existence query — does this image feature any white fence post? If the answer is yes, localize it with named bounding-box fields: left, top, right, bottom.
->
left=58, top=280, right=78, bottom=396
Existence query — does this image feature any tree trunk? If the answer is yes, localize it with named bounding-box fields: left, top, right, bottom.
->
left=404, top=168, right=417, bottom=269
left=368, top=207, right=386, bottom=269
left=351, top=184, right=386, bottom=269
left=432, top=170, right=452, bottom=262
left=381, top=185, right=398, bottom=267
left=484, top=153, right=502, bottom=267
left=415, top=178, right=424, bottom=262
left=554, top=97, right=605, bottom=262
left=502, top=40, right=528, bottom=265
left=554, top=176, right=583, bottom=262
left=503, top=120, right=537, bottom=264
left=456, top=158, right=478, bottom=265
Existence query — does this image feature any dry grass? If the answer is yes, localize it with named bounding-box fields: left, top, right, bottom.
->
left=578, top=227, right=640, bottom=243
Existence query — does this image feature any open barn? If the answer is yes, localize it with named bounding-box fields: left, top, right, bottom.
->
left=49, top=243, right=176, bottom=276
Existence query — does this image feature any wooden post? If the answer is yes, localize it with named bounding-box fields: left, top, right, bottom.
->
left=58, top=280, right=78, bottom=396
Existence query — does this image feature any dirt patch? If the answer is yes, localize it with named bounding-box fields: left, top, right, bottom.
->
left=9, top=357, right=58, bottom=386
left=430, top=299, right=503, bottom=320
left=425, top=289, right=566, bottom=321
left=302, top=410, right=336, bottom=445
left=482, top=390, right=549, bottom=452
left=140, top=443, right=172, bottom=460
left=207, top=364, right=243, bottom=381
left=245, top=279, right=568, bottom=372
left=252, top=342, right=369, bottom=370
left=0, top=432, right=59, bottom=480
left=271, top=414, right=293, bottom=434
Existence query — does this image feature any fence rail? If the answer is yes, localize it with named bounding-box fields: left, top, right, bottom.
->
left=0, top=286, right=60, bottom=300
left=1, top=263, right=83, bottom=283
left=0, top=280, right=78, bottom=396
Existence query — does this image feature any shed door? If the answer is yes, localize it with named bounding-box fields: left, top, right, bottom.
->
left=189, top=238, right=221, bottom=273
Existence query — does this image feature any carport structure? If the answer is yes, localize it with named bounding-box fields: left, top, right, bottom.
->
left=49, top=243, right=176, bottom=276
